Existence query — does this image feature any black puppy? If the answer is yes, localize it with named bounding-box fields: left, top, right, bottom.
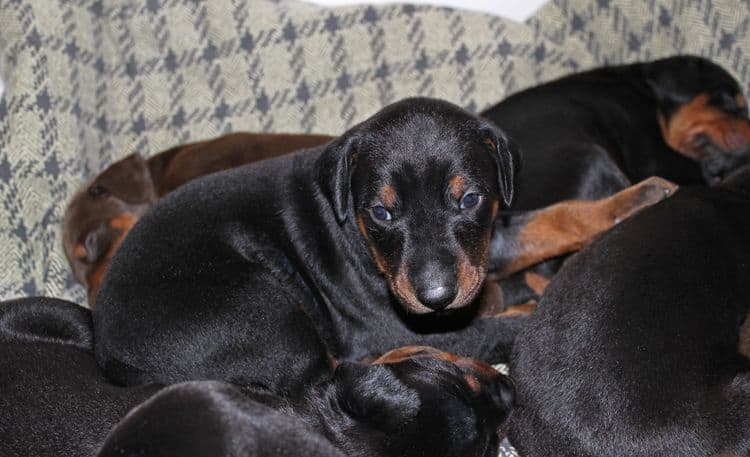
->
left=0, top=298, right=513, bottom=457
left=483, top=55, right=750, bottom=211
left=99, top=347, right=513, bottom=457
left=509, top=166, right=750, bottom=456
left=94, top=97, right=529, bottom=397
left=97, top=381, right=347, bottom=457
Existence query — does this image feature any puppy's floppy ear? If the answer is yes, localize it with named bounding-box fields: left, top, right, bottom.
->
left=479, top=121, right=518, bottom=208
left=317, top=134, right=359, bottom=224
left=334, top=362, right=420, bottom=432
left=95, top=153, right=157, bottom=204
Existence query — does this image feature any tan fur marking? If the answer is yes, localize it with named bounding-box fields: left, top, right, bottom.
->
left=372, top=346, right=499, bottom=380
left=86, top=212, right=139, bottom=304
left=497, top=177, right=677, bottom=278
left=380, top=184, right=397, bottom=208
left=464, top=374, right=481, bottom=393
left=327, top=353, right=339, bottom=370
left=449, top=252, right=485, bottom=311
left=661, top=93, right=750, bottom=159
left=73, top=243, right=87, bottom=260
left=495, top=301, right=537, bottom=318
left=356, top=215, right=369, bottom=240
left=372, top=346, right=441, bottom=364
left=524, top=272, right=551, bottom=296
left=109, top=213, right=138, bottom=231
left=448, top=175, right=466, bottom=200
left=491, top=200, right=499, bottom=220
left=391, top=264, right=432, bottom=314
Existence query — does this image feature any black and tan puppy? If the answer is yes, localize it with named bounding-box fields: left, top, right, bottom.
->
left=99, top=347, right=513, bottom=457
left=483, top=55, right=750, bottom=212
left=94, top=97, right=531, bottom=397
left=484, top=55, right=750, bottom=304
left=509, top=165, right=750, bottom=456
left=0, top=298, right=512, bottom=457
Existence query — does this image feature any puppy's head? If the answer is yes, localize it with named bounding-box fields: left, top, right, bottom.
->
left=328, top=346, right=513, bottom=457
left=63, top=154, right=157, bottom=304
left=645, top=55, right=750, bottom=185
left=319, top=97, right=517, bottom=314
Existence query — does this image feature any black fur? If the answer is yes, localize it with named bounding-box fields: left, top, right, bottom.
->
left=99, top=357, right=513, bottom=457
left=509, top=165, right=750, bottom=456
left=0, top=298, right=161, bottom=457
left=0, top=298, right=513, bottom=457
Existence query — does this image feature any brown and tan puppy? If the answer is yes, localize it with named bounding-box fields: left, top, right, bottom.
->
left=63, top=132, right=333, bottom=304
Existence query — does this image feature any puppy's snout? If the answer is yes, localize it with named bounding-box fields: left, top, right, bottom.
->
left=413, top=261, right=457, bottom=311
left=76, top=223, right=114, bottom=264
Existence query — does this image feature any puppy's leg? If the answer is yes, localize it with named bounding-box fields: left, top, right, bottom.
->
left=489, top=176, right=678, bottom=278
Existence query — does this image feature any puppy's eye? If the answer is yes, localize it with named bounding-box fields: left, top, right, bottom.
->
left=459, top=192, right=481, bottom=210
left=370, top=205, right=392, bottom=222
left=88, top=184, right=108, bottom=198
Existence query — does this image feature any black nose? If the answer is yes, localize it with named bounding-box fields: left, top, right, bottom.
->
left=416, top=285, right=457, bottom=310
left=413, top=260, right=458, bottom=310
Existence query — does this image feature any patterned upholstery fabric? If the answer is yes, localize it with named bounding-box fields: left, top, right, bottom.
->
left=0, top=1, right=749, bottom=453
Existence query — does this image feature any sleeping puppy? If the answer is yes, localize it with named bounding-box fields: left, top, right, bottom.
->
left=0, top=297, right=513, bottom=457
left=509, top=165, right=750, bottom=456
left=99, top=347, right=513, bottom=457
left=483, top=55, right=750, bottom=304
left=484, top=55, right=750, bottom=211
left=63, top=133, right=332, bottom=304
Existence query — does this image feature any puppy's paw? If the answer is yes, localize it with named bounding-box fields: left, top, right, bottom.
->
left=610, top=176, right=678, bottom=224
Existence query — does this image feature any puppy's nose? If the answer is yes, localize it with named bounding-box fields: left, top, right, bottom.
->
left=417, top=285, right=456, bottom=310
left=412, top=258, right=458, bottom=310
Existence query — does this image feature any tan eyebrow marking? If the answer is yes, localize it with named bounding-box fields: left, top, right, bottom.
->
left=449, top=175, right=466, bottom=200
left=380, top=184, right=396, bottom=208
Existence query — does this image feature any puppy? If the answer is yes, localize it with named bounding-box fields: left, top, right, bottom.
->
left=63, top=133, right=331, bottom=304
left=483, top=55, right=750, bottom=211
left=99, top=348, right=513, bottom=457
left=509, top=165, right=750, bottom=456
left=93, top=97, right=536, bottom=399
left=0, top=297, right=513, bottom=457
